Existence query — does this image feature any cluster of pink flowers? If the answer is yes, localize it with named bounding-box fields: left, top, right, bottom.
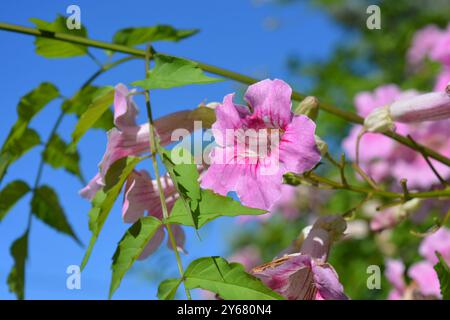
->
left=80, top=84, right=193, bottom=259
left=385, top=227, right=450, bottom=299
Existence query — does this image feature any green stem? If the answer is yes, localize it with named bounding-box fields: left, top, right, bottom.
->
left=305, top=172, right=450, bottom=199
left=142, top=46, right=191, bottom=300
left=0, top=22, right=449, bottom=167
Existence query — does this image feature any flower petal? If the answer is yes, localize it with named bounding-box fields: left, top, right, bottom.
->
left=312, top=263, right=348, bottom=300
left=244, top=79, right=293, bottom=128
left=114, top=84, right=138, bottom=130
left=79, top=173, right=103, bottom=200
left=279, top=115, right=321, bottom=173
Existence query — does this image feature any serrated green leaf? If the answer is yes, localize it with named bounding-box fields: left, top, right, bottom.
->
left=70, top=87, right=114, bottom=148
left=31, top=185, right=80, bottom=244
left=81, top=156, right=142, bottom=270
left=7, top=231, right=28, bottom=300
left=157, top=278, right=181, bottom=300
left=0, top=82, right=58, bottom=181
left=160, top=148, right=201, bottom=229
left=132, top=54, right=222, bottom=90
left=434, top=252, right=450, bottom=300
left=113, top=25, right=198, bottom=47
left=2, top=82, right=58, bottom=151
left=168, top=189, right=266, bottom=228
left=0, top=128, right=41, bottom=182
left=43, top=134, right=83, bottom=180
left=30, top=16, right=88, bottom=58
left=183, top=257, right=284, bottom=300
left=62, top=85, right=114, bottom=131
left=109, top=216, right=162, bottom=298
left=0, top=180, right=30, bottom=221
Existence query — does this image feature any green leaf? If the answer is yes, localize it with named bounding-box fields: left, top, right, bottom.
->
left=160, top=148, right=201, bottom=229
left=113, top=25, right=198, bottom=47
left=16, top=82, right=60, bottom=123
left=7, top=231, right=28, bottom=300
left=168, top=189, right=266, bottom=228
left=0, top=82, right=58, bottom=181
left=31, top=185, right=80, bottom=244
left=183, top=257, right=284, bottom=300
left=0, top=128, right=41, bottom=181
left=30, top=16, right=88, bottom=58
left=70, top=87, right=114, bottom=148
left=43, top=134, right=83, bottom=180
left=109, top=216, right=162, bottom=298
left=81, top=156, right=142, bottom=270
left=132, top=54, right=222, bottom=90
left=157, top=278, right=181, bottom=300
left=434, top=252, right=450, bottom=300
left=0, top=180, right=30, bottom=221
left=2, top=82, right=58, bottom=152
left=62, top=85, right=114, bottom=131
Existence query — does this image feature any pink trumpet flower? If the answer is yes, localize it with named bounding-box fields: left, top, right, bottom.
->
left=201, top=79, right=321, bottom=210
left=123, top=170, right=185, bottom=260
left=251, top=216, right=348, bottom=300
left=80, top=83, right=194, bottom=200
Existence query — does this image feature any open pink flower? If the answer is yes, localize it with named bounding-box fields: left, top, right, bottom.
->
left=123, top=170, right=185, bottom=260
left=251, top=216, right=348, bottom=300
left=80, top=83, right=194, bottom=200
left=201, top=79, right=321, bottom=210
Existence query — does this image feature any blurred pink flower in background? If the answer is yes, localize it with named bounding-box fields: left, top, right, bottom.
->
left=407, top=25, right=446, bottom=67
left=385, top=227, right=450, bottom=299
left=201, top=79, right=321, bottom=210
left=419, top=227, right=450, bottom=265
left=408, top=24, right=450, bottom=91
left=228, top=245, right=262, bottom=271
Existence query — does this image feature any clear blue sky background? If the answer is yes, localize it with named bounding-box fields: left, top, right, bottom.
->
left=0, top=0, right=345, bottom=299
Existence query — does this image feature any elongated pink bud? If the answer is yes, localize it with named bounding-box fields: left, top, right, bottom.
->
left=364, top=84, right=450, bottom=133
left=390, top=88, right=450, bottom=122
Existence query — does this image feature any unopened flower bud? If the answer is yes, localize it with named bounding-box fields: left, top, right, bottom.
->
left=293, top=96, right=319, bottom=120
left=390, top=89, right=450, bottom=123
left=300, top=215, right=347, bottom=262
left=314, top=135, right=328, bottom=156
left=364, top=86, right=450, bottom=133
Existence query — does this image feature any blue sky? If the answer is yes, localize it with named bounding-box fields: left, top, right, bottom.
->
left=0, top=0, right=345, bottom=299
